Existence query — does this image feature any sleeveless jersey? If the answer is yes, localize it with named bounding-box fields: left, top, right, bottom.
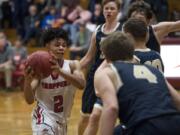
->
left=81, top=22, right=123, bottom=114
left=88, top=22, right=123, bottom=77
left=111, top=61, right=179, bottom=129
left=146, top=25, right=160, bottom=53
left=34, top=60, right=76, bottom=122
left=134, top=48, right=164, bottom=72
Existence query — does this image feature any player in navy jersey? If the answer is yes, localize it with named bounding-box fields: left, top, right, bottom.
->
left=123, top=18, right=164, bottom=72
left=23, top=28, right=86, bottom=135
left=127, top=1, right=180, bottom=53
left=77, top=0, right=122, bottom=135
left=95, top=31, right=180, bottom=135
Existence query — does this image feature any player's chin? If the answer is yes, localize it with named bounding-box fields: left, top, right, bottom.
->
left=55, top=53, right=64, bottom=59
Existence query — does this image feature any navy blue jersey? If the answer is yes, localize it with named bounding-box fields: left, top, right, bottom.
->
left=81, top=22, right=122, bottom=113
left=146, top=26, right=160, bottom=53
left=88, top=23, right=123, bottom=77
left=112, top=61, right=179, bottom=129
left=134, top=48, right=164, bottom=72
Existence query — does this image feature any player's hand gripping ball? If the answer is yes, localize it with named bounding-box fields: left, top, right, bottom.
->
left=26, top=51, right=53, bottom=78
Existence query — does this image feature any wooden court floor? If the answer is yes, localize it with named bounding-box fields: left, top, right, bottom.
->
left=0, top=89, right=83, bottom=135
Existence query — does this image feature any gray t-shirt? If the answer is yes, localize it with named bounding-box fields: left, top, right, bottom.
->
left=0, top=44, right=13, bottom=64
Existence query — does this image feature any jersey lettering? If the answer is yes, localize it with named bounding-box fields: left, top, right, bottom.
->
left=41, top=81, right=70, bottom=89
left=133, top=65, right=157, bottom=83
left=54, top=95, right=63, bottom=113
left=144, top=59, right=163, bottom=72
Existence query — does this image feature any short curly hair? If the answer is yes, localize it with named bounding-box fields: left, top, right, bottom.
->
left=41, top=28, right=70, bottom=46
left=123, top=18, right=147, bottom=42
left=127, top=1, right=153, bottom=20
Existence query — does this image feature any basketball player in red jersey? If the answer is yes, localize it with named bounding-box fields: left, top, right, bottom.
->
left=23, top=28, right=86, bottom=135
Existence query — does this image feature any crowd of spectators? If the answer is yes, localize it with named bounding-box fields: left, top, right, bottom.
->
left=0, top=30, right=27, bottom=91
left=0, top=0, right=179, bottom=91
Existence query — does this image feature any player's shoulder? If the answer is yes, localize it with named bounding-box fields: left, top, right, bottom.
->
left=96, top=64, right=114, bottom=78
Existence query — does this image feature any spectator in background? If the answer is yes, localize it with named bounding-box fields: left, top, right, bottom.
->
left=11, top=39, right=27, bottom=89
left=0, top=0, right=13, bottom=28
left=12, top=39, right=27, bottom=69
left=69, top=22, right=92, bottom=60
left=120, top=0, right=135, bottom=23
left=144, top=0, right=169, bottom=22
left=61, top=0, right=79, bottom=9
left=36, top=0, right=49, bottom=18
left=90, top=3, right=105, bottom=25
left=62, top=5, right=91, bottom=46
left=40, top=6, right=60, bottom=29
left=37, top=0, right=61, bottom=19
left=88, top=0, right=102, bottom=15
left=0, top=31, right=13, bottom=90
left=46, top=0, right=61, bottom=11
left=12, top=0, right=30, bottom=38
left=23, top=4, right=41, bottom=45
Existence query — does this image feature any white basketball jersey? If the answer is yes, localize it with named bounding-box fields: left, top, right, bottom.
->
left=34, top=60, right=76, bottom=123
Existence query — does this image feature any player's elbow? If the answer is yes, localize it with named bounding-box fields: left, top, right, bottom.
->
left=25, top=99, right=34, bottom=105
left=106, top=104, right=118, bottom=115
left=77, top=79, right=86, bottom=90
left=24, top=95, right=34, bottom=105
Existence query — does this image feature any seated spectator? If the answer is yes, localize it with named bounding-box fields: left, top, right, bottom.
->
left=0, top=31, right=13, bottom=90
left=40, top=6, right=61, bottom=29
left=12, top=39, right=27, bottom=89
left=69, top=22, right=92, bottom=60
left=62, top=5, right=92, bottom=46
left=12, top=38, right=27, bottom=69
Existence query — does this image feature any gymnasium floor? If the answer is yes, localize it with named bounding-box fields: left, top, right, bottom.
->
left=0, top=89, right=82, bottom=135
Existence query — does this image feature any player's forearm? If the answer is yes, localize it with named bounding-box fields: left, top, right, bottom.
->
left=58, top=68, right=85, bottom=89
left=23, top=79, right=35, bottom=104
left=80, top=55, right=92, bottom=69
left=99, top=106, right=118, bottom=135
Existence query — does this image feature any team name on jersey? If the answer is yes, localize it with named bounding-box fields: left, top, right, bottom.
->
left=41, top=81, right=70, bottom=89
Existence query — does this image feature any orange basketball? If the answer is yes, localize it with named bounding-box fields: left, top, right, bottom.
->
left=26, top=51, right=52, bottom=78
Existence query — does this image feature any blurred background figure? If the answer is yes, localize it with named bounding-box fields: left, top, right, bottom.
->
left=0, top=0, right=13, bottom=29
left=11, top=38, right=27, bottom=89
left=0, top=31, right=13, bottom=90
left=90, top=3, right=105, bottom=25
left=40, top=6, right=61, bottom=29
left=23, top=4, right=41, bottom=46
left=12, top=38, right=27, bottom=71
left=69, top=22, right=92, bottom=60
left=12, top=0, right=32, bottom=38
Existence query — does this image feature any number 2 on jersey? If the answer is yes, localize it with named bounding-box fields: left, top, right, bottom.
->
left=134, top=65, right=157, bottom=83
left=54, top=95, right=63, bottom=113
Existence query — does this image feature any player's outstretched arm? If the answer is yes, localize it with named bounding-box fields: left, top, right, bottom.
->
left=153, top=20, right=180, bottom=43
left=51, top=60, right=86, bottom=89
left=166, top=80, right=180, bottom=111
left=23, top=66, right=39, bottom=104
left=80, top=32, right=97, bottom=69
left=94, top=68, right=118, bottom=135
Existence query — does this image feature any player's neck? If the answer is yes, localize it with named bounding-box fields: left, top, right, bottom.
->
left=115, top=58, right=134, bottom=63
left=104, top=20, right=118, bottom=33
left=135, top=42, right=147, bottom=49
